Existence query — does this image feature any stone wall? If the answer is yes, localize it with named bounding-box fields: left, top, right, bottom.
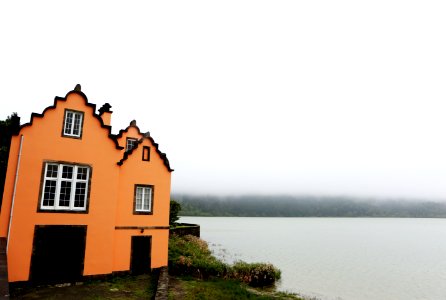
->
left=169, top=223, right=200, bottom=237
left=0, top=238, right=9, bottom=299
left=154, top=267, right=168, bottom=300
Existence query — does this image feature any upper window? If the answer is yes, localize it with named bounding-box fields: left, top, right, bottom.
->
left=126, top=138, right=138, bottom=151
left=40, top=162, right=91, bottom=212
left=63, top=110, right=84, bottom=138
left=134, top=185, right=153, bottom=214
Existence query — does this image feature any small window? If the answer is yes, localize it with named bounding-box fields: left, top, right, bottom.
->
left=134, top=185, right=153, bottom=214
left=126, top=138, right=138, bottom=151
left=40, top=162, right=91, bottom=212
left=142, top=146, right=150, bottom=161
left=63, top=110, right=84, bottom=138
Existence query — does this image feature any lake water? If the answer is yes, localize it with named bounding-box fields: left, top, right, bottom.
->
left=180, top=217, right=446, bottom=300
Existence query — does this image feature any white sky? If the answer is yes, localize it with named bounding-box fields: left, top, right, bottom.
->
left=1, top=1, right=446, bottom=200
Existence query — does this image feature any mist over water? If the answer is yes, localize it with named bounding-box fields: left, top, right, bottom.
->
left=175, top=194, right=446, bottom=217
left=182, top=217, right=446, bottom=300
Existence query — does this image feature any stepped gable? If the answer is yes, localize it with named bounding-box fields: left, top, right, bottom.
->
left=116, top=121, right=173, bottom=171
left=15, top=84, right=124, bottom=150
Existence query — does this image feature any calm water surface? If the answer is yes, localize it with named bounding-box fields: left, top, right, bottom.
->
left=180, top=217, right=446, bottom=300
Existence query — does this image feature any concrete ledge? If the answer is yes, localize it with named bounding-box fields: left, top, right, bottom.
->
left=169, top=223, right=200, bottom=237
left=154, top=267, right=168, bottom=300
left=0, top=238, right=9, bottom=299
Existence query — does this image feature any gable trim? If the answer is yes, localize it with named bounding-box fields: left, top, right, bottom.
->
left=116, top=122, right=173, bottom=172
left=15, top=88, right=124, bottom=150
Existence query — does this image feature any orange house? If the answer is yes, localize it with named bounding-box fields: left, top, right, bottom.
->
left=0, top=85, right=173, bottom=285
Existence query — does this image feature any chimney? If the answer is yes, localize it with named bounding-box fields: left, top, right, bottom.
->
left=98, top=103, right=112, bottom=126
left=10, top=113, right=21, bottom=134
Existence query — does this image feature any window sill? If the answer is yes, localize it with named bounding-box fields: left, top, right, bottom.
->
left=61, top=134, right=82, bottom=140
left=37, top=208, right=89, bottom=214
left=133, top=211, right=153, bottom=215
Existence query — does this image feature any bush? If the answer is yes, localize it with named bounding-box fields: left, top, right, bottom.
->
left=170, top=199, right=182, bottom=225
left=168, top=234, right=281, bottom=287
left=230, top=261, right=281, bottom=287
left=169, top=234, right=227, bottom=278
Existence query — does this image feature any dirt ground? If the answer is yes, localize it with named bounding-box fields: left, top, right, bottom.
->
left=167, top=276, right=186, bottom=300
left=11, top=274, right=157, bottom=300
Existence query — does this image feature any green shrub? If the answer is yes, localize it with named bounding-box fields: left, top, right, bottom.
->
left=230, top=261, right=281, bottom=287
left=169, top=234, right=227, bottom=278
left=169, top=199, right=182, bottom=225
left=169, top=234, right=281, bottom=287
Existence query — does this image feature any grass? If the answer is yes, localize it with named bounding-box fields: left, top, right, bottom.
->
left=179, top=278, right=271, bottom=300
left=169, top=234, right=281, bottom=286
left=168, top=235, right=306, bottom=299
left=12, top=273, right=158, bottom=300
left=169, top=276, right=304, bottom=300
left=169, top=234, right=228, bottom=278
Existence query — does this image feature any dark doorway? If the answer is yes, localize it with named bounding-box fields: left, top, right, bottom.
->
left=30, top=225, right=87, bottom=284
left=130, top=236, right=151, bottom=275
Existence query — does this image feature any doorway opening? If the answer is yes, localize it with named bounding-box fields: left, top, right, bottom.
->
left=130, top=236, right=151, bottom=275
left=30, top=225, right=87, bottom=284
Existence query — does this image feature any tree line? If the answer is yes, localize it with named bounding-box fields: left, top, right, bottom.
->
left=173, top=194, right=446, bottom=218
left=0, top=113, right=20, bottom=208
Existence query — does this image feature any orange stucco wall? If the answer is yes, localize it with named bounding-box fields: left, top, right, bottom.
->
left=114, top=127, right=171, bottom=270
left=0, top=91, right=172, bottom=282
left=113, top=229, right=169, bottom=272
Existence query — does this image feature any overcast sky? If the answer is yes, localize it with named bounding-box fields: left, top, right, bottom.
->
left=1, top=1, right=446, bottom=200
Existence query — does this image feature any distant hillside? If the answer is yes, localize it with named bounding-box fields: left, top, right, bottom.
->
left=173, top=194, right=446, bottom=218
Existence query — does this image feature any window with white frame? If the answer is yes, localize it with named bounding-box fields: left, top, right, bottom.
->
left=40, top=162, right=91, bottom=211
left=63, top=110, right=84, bottom=138
left=134, top=185, right=153, bottom=214
left=126, top=138, right=138, bottom=151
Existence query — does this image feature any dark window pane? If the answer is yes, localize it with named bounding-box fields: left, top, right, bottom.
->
left=136, top=187, right=143, bottom=210
left=74, top=182, right=86, bottom=207
left=62, top=166, right=73, bottom=179
left=73, top=114, right=81, bottom=136
left=126, top=139, right=137, bottom=151
left=43, top=180, right=56, bottom=207
left=58, top=181, right=72, bottom=207
left=64, top=112, right=73, bottom=134
left=77, top=167, right=88, bottom=180
left=46, top=164, right=58, bottom=178
left=143, top=187, right=151, bottom=211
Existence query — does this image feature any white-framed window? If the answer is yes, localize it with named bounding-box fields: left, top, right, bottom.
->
left=63, top=110, right=84, bottom=138
left=134, top=185, right=153, bottom=214
left=126, top=138, right=138, bottom=151
left=40, top=162, right=91, bottom=211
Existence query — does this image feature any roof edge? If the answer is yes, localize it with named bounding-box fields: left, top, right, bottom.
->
left=116, top=123, right=173, bottom=172
left=16, top=86, right=124, bottom=151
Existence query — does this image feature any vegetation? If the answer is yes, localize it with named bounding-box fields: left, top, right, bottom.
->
left=168, top=234, right=304, bottom=299
left=169, top=234, right=281, bottom=287
left=172, top=278, right=268, bottom=300
left=169, top=234, right=227, bottom=278
left=174, top=194, right=446, bottom=218
left=0, top=113, right=20, bottom=207
left=169, top=277, right=302, bottom=300
left=231, top=261, right=281, bottom=287
left=12, top=273, right=158, bottom=299
left=170, top=199, right=182, bottom=225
